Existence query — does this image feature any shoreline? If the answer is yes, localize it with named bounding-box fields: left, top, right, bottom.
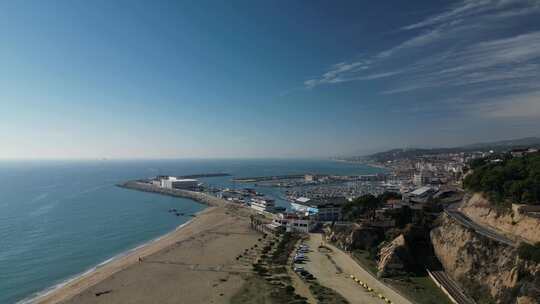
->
left=30, top=206, right=216, bottom=304
left=19, top=218, right=197, bottom=304
left=29, top=186, right=230, bottom=304
left=335, top=159, right=391, bottom=172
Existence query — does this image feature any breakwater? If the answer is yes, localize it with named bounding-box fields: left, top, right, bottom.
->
left=232, top=174, right=306, bottom=183
left=179, top=173, right=230, bottom=179
left=118, top=181, right=226, bottom=207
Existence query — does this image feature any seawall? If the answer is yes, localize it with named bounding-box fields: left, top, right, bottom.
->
left=117, top=181, right=226, bottom=208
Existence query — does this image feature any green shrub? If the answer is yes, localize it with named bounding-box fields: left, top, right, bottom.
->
left=285, top=285, right=295, bottom=294
left=463, top=152, right=540, bottom=208
left=518, top=242, right=540, bottom=263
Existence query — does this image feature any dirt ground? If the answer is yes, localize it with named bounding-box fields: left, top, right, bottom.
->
left=300, top=233, right=413, bottom=304
left=37, top=205, right=263, bottom=304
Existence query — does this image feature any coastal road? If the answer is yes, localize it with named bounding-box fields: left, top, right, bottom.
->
left=302, top=233, right=413, bottom=304
left=444, top=208, right=516, bottom=247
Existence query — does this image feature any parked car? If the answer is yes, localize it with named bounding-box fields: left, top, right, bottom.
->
left=294, top=257, right=307, bottom=263
left=299, top=270, right=313, bottom=278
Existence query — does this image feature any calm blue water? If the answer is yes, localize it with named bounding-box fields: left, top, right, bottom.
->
left=0, top=159, right=380, bottom=303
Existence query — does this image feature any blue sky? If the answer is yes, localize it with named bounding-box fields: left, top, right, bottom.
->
left=1, top=0, right=540, bottom=159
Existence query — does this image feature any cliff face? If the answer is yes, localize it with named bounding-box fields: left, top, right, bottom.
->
left=460, top=193, right=540, bottom=244
left=377, top=235, right=407, bottom=277
left=431, top=213, right=540, bottom=303
left=324, top=224, right=428, bottom=278
left=323, top=223, right=382, bottom=251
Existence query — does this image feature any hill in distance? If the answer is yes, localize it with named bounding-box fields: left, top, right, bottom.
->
left=343, top=137, right=540, bottom=162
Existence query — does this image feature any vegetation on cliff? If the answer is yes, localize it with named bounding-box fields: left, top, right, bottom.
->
left=463, top=152, right=540, bottom=208
left=518, top=242, right=540, bottom=263
left=341, top=192, right=401, bottom=220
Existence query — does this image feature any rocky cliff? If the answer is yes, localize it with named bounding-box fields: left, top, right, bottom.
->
left=324, top=223, right=432, bottom=278
left=377, top=234, right=408, bottom=277
left=431, top=213, right=540, bottom=303
left=460, top=193, right=540, bottom=244
left=323, top=223, right=382, bottom=251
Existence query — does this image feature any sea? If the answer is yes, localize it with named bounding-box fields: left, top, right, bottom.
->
left=0, top=159, right=381, bottom=303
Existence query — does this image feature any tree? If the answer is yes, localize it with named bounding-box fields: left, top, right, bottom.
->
left=463, top=152, right=540, bottom=208
left=379, top=191, right=402, bottom=203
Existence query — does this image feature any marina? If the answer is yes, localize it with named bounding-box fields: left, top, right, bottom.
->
left=1, top=159, right=380, bottom=304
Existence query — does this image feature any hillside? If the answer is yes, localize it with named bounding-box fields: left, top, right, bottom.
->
left=462, top=137, right=540, bottom=149
left=341, top=137, right=540, bottom=162
left=463, top=152, right=540, bottom=208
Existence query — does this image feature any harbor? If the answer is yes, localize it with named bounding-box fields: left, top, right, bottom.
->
left=7, top=160, right=384, bottom=304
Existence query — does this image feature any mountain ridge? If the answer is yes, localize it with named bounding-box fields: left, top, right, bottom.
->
left=341, top=137, right=540, bottom=162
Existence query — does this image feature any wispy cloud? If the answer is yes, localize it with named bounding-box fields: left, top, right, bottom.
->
left=304, top=61, right=369, bottom=88
left=384, top=31, right=540, bottom=93
left=401, top=0, right=540, bottom=30
left=303, top=0, right=540, bottom=117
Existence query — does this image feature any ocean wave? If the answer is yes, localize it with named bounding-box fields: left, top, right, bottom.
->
left=29, top=193, right=49, bottom=204
left=28, top=201, right=58, bottom=217
left=64, top=184, right=112, bottom=200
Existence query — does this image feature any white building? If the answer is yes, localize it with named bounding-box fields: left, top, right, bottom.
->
left=290, top=197, right=317, bottom=215
left=160, top=177, right=199, bottom=190
left=304, top=174, right=315, bottom=182
left=250, top=198, right=275, bottom=213
left=272, top=213, right=314, bottom=233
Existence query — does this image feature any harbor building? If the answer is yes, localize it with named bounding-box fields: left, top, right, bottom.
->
left=160, top=177, right=199, bottom=190
left=290, top=197, right=318, bottom=215
left=314, top=197, right=348, bottom=222
left=291, top=197, right=348, bottom=222
left=271, top=213, right=314, bottom=233
left=250, top=198, right=275, bottom=213
left=404, top=186, right=436, bottom=204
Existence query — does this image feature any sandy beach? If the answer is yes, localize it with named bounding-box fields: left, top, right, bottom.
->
left=34, top=192, right=261, bottom=304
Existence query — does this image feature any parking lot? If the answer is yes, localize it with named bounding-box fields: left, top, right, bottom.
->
left=292, top=233, right=412, bottom=304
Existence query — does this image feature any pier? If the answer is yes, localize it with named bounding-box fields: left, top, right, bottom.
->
left=118, top=181, right=227, bottom=207
left=232, top=174, right=306, bottom=183
left=178, top=173, right=230, bottom=179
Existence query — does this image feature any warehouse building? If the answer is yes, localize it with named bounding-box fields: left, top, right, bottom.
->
left=159, top=177, right=199, bottom=190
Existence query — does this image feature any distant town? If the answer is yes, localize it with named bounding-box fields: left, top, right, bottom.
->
left=128, top=142, right=540, bottom=238
left=116, top=138, right=540, bottom=304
